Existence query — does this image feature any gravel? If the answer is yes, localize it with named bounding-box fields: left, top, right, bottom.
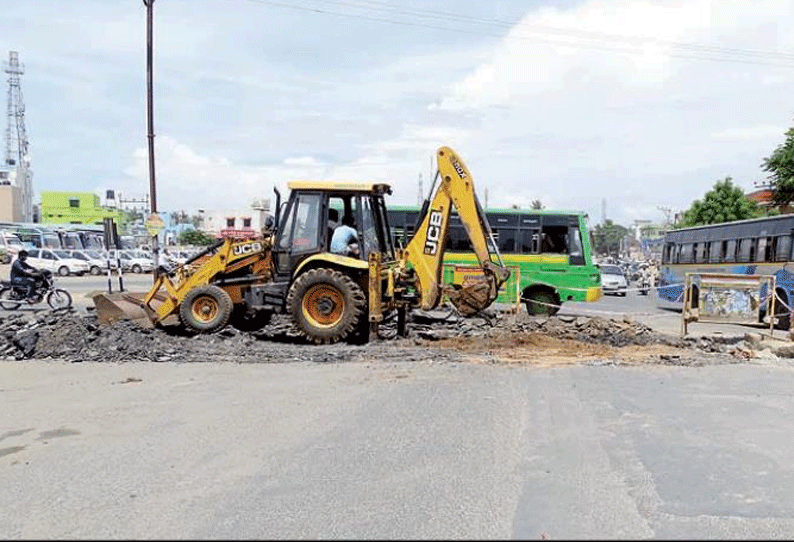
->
left=0, top=307, right=786, bottom=364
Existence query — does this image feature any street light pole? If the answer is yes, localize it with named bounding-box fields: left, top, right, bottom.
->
left=144, top=0, right=159, bottom=279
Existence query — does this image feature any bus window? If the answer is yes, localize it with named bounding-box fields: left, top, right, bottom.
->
left=663, top=243, right=674, bottom=264
left=448, top=226, right=472, bottom=251
left=496, top=228, right=516, bottom=252
left=738, top=238, right=754, bottom=262
left=757, top=236, right=774, bottom=262
left=724, top=240, right=736, bottom=262
left=709, top=242, right=721, bottom=263
left=540, top=226, right=568, bottom=253
left=680, top=244, right=693, bottom=263
left=520, top=229, right=539, bottom=254
left=391, top=227, right=404, bottom=248
left=696, top=243, right=709, bottom=263
left=569, top=227, right=584, bottom=265
left=775, top=235, right=792, bottom=262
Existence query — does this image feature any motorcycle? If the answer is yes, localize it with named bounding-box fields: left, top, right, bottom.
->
left=0, top=269, right=73, bottom=310
left=638, top=276, right=651, bottom=296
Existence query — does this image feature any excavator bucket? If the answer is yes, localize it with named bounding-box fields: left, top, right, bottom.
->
left=91, top=291, right=158, bottom=329
left=445, top=280, right=497, bottom=316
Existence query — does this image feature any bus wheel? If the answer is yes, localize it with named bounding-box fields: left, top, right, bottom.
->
left=525, top=290, right=559, bottom=317
left=775, top=289, right=790, bottom=331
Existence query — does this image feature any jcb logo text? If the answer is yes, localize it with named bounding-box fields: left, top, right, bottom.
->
left=233, top=242, right=263, bottom=255
left=423, top=210, right=443, bottom=255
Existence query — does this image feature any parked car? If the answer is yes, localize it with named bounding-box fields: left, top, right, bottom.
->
left=599, top=264, right=628, bottom=296
left=0, top=230, right=26, bottom=264
left=109, top=249, right=154, bottom=274
left=65, top=249, right=116, bottom=275
left=24, top=248, right=91, bottom=276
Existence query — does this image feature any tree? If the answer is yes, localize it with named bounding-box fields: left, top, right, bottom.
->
left=530, top=199, right=544, bottom=210
left=764, top=126, right=794, bottom=206
left=592, top=220, right=628, bottom=257
left=178, top=229, right=216, bottom=246
left=678, top=177, right=761, bottom=228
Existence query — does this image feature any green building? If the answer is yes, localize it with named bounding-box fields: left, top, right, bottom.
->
left=40, top=191, right=123, bottom=226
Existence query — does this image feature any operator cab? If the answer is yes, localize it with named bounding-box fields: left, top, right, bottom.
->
left=271, top=182, right=396, bottom=280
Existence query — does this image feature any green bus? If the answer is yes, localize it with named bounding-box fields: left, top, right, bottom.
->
left=386, top=206, right=602, bottom=315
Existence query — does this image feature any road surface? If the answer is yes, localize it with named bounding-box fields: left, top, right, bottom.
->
left=2, top=358, right=794, bottom=539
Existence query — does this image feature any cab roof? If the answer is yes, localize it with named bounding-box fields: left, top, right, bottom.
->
left=287, top=181, right=392, bottom=195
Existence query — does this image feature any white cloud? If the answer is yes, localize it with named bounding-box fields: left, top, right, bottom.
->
left=10, top=0, right=794, bottom=229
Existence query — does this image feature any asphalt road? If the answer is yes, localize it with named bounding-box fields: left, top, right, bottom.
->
left=2, top=358, right=794, bottom=539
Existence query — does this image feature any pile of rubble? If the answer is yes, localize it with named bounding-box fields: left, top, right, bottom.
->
left=0, top=309, right=458, bottom=364
left=409, top=311, right=685, bottom=347
left=0, top=307, right=790, bottom=364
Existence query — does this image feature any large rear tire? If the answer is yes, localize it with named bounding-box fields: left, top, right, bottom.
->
left=525, top=290, right=559, bottom=316
left=0, top=287, right=21, bottom=310
left=47, top=289, right=73, bottom=309
left=179, top=285, right=234, bottom=333
left=287, top=268, right=366, bottom=344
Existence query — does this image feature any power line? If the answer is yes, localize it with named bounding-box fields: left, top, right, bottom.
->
left=242, top=0, right=794, bottom=67
left=316, top=0, right=794, bottom=62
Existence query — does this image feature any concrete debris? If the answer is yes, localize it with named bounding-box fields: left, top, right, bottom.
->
left=0, top=307, right=790, bottom=365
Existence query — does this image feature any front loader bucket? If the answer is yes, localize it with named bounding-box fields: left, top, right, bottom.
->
left=91, top=292, right=157, bottom=329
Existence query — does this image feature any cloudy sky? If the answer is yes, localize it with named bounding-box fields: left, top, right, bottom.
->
left=1, top=0, right=793, bottom=226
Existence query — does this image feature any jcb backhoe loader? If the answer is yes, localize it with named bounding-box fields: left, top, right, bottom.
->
left=93, top=146, right=510, bottom=343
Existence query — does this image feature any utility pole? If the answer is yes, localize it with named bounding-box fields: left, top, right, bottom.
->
left=143, top=0, right=159, bottom=278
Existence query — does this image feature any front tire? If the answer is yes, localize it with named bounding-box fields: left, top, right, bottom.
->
left=58, top=266, right=69, bottom=277
left=179, top=285, right=233, bottom=333
left=287, top=268, right=366, bottom=344
left=90, top=266, right=101, bottom=275
left=47, top=289, right=72, bottom=309
left=0, top=287, right=21, bottom=310
left=131, top=264, right=142, bottom=274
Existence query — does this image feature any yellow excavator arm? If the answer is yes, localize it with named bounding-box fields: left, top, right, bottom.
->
left=402, top=146, right=510, bottom=315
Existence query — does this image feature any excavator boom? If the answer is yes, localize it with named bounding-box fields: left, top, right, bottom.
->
left=403, top=146, right=510, bottom=314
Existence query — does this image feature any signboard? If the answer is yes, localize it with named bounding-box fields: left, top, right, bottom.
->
left=682, top=273, right=775, bottom=335
left=145, top=213, right=164, bottom=237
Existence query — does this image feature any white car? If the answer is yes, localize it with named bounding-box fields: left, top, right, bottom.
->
left=65, top=249, right=117, bottom=275
left=25, top=248, right=91, bottom=276
left=0, top=230, right=25, bottom=264
left=109, top=250, right=154, bottom=274
left=599, top=264, right=628, bottom=296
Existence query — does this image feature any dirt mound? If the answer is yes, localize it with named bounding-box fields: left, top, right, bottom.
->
left=0, top=307, right=774, bottom=366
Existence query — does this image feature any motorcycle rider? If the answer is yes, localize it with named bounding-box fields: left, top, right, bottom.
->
left=10, top=250, right=41, bottom=299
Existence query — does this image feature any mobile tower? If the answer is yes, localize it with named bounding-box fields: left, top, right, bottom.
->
left=4, top=51, right=33, bottom=222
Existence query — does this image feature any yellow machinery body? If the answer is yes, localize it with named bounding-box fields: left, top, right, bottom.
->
left=93, top=146, right=510, bottom=342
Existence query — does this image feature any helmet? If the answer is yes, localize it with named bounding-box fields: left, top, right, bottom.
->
left=18, top=249, right=28, bottom=258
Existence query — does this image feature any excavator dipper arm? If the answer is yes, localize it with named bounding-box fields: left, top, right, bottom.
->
left=403, top=146, right=510, bottom=314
